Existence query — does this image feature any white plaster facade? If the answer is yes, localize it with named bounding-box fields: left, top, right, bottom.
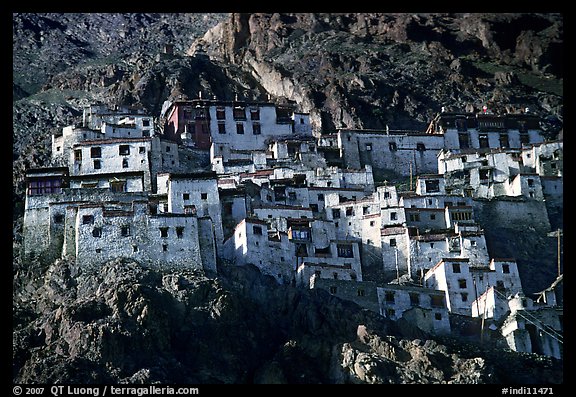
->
left=156, top=172, right=224, bottom=248
left=424, top=258, right=523, bottom=316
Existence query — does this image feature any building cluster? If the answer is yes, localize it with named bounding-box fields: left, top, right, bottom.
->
left=23, top=98, right=563, bottom=360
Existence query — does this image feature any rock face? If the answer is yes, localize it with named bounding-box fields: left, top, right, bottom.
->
left=13, top=258, right=562, bottom=384
left=196, top=13, right=563, bottom=131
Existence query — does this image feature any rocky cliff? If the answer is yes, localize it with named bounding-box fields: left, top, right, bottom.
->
left=13, top=257, right=562, bottom=384
left=196, top=13, right=563, bottom=131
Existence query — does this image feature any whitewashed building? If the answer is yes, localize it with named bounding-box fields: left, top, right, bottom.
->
left=155, top=172, right=224, bottom=249
left=162, top=99, right=311, bottom=150
left=424, top=258, right=523, bottom=316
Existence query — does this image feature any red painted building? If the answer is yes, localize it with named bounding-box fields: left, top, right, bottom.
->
left=164, top=100, right=212, bottom=149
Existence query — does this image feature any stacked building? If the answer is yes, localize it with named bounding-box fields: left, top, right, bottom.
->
left=22, top=101, right=562, bottom=359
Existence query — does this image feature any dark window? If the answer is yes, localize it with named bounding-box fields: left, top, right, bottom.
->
left=233, top=107, right=246, bottom=120
left=119, top=145, right=130, bottom=155
left=452, top=263, right=461, bottom=273
left=317, top=193, right=324, bottom=201
left=416, top=143, right=426, bottom=151
left=236, top=123, right=244, bottom=134
left=183, top=193, right=190, bottom=200
left=458, top=131, right=470, bottom=148
left=139, top=146, right=146, bottom=153
left=389, top=238, right=396, bottom=247
left=386, top=308, right=395, bottom=318
left=458, top=279, right=467, bottom=289
left=363, top=206, right=369, bottom=215
left=253, top=225, right=263, bottom=235
left=90, top=147, right=101, bottom=158
left=54, top=214, right=64, bottom=224
left=28, top=179, right=63, bottom=196
left=497, top=280, right=505, bottom=290
left=425, top=179, right=440, bottom=193
left=162, top=244, right=168, bottom=252
left=250, top=108, right=260, bottom=120
left=409, top=293, right=420, bottom=306
left=370, top=221, right=375, bottom=227
left=499, top=133, right=509, bottom=148
left=384, top=191, right=391, bottom=199
left=430, top=214, right=436, bottom=220
left=133, top=245, right=138, bottom=253
left=295, top=243, right=308, bottom=257
left=390, top=212, right=397, bottom=221
left=431, top=295, right=445, bottom=308
left=121, top=225, right=130, bottom=237
left=142, top=130, right=150, bottom=137
left=332, top=208, right=341, bottom=219
left=346, top=207, right=353, bottom=216
left=385, top=291, right=395, bottom=303
left=329, top=286, right=337, bottom=294
left=527, top=179, right=535, bottom=187
left=110, top=181, right=125, bottom=193
left=74, top=149, right=82, bottom=161
left=357, top=289, right=365, bottom=297
left=218, top=122, right=226, bottom=134
left=83, top=215, right=94, bottom=225
left=366, top=143, right=372, bottom=151
left=389, top=142, right=397, bottom=151
left=216, top=108, right=226, bottom=120
left=434, top=313, right=442, bottom=321
left=288, top=192, right=297, bottom=200
left=502, top=264, right=510, bottom=274
left=176, top=227, right=184, bottom=239
left=310, top=204, right=319, bottom=212
left=122, top=158, right=129, bottom=168
left=92, top=227, right=102, bottom=238
left=461, top=293, right=468, bottom=302
left=201, top=193, right=208, bottom=200
left=165, top=145, right=171, bottom=153
left=456, top=119, right=468, bottom=132
left=337, top=244, right=354, bottom=258
left=160, top=227, right=168, bottom=238
left=409, top=213, right=420, bottom=222
left=142, top=119, right=150, bottom=127
left=93, top=160, right=102, bottom=169
left=478, top=134, right=489, bottom=148
left=520, top=132, right=530, bottom=145
left=252, top=123, right=261, bottom=135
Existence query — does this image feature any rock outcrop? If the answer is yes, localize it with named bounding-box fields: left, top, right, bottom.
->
left=13, top=258, right=563, bottom=384
left=196, top=13, right=563, bottom=131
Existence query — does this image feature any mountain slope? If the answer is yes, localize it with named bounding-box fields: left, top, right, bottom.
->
left=196, top=13, right=563, bottom=131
